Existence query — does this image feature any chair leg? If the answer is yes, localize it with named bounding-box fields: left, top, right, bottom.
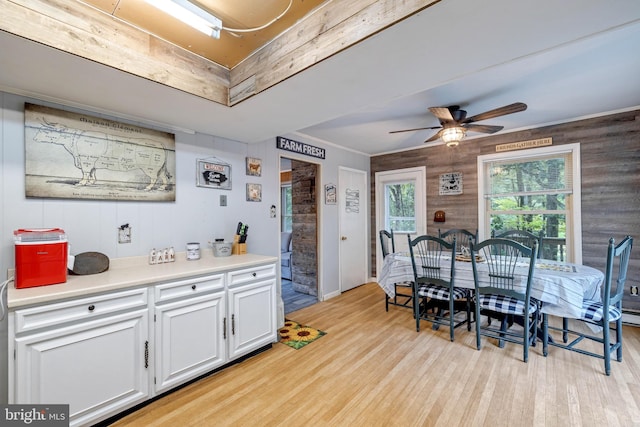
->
left=542, top=313, right=549, bottom=357
left=466, top=293, right=472, bottom=331
left=385, top=295, right=389, bottom=312
left=562, top=317, right=569, bottom=343
left=523, top=313, right=529, bottom=363
left=414, top=288, right=421, bottom=332
left=498, top=317, right=508, bottom=348
left=475, top=302, right=482, bottom=350
left=616, top=318, right=623, bottom=362
left=449, top=297, right=455, bottom=342
left=603, top=318, right=611, bottom=376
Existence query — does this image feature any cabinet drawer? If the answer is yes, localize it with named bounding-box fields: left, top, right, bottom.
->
left=14, top=288, right=148, bottom=334
left=227, top=264, right=276, bottom=287
left=154, top=274, right=224, bottom=304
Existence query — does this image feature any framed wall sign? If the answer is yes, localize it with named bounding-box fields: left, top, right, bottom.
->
left=246, top=157, right=262, bottom=176
left=325, top=183, right=336, bottom=205
left=439, top=172, right=463, bottom=195
left=197, top=158, right=231, bottom=190
left=246, top=183, right=262, bottom=202
left=25, top=103, right=176, bottom=201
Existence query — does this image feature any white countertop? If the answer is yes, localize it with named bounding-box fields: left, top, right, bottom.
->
left=7, top=252, right=278, bottom=309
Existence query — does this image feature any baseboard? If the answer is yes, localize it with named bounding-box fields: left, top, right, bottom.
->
left=323, top=289, right=341, bottom=300
left=622, top=310, right=640, bottom=326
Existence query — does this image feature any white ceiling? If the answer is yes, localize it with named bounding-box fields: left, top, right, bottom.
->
left=1, top=0, right=639, bottom=156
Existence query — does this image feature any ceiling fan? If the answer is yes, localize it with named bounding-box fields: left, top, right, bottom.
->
left=389, top=102, right=527, bottom=146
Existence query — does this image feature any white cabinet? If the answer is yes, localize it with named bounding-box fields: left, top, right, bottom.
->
left=153, top=275, right=226, bottom=394
left=10, top=288, right=150, bottom=427
left=227, top=264, right=277, bottom=360
left=8, top=259, right=277, bottom=426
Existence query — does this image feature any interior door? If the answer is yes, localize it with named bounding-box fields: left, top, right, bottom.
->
left=339, top=167, right=368, bottom=292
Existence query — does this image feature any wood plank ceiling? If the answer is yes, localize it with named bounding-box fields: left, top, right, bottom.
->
left=81, top=0, right=327, bottom=68
left=1, top=0, right=440, bottom=105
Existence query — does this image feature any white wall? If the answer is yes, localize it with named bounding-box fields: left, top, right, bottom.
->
left=0, top=91, right=370, bottom=403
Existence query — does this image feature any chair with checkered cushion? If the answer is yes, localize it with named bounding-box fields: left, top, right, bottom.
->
left=408, top=234, right=471, bottom=340
left=542, top=236, right=633, bottom=375
left=380, top=230, right=413, bottom=311
left=470, top=238, right=540, bottom=362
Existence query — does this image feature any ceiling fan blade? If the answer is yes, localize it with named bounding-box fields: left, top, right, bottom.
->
left=425, top=129, right=444, bottom=143
left=429, top=107, right=455, bottom=122
left=389, top=126, right=441, bottom=134
left=464, top=124, right=504, bottom=134
left=463, top=102, right=527, bottom=123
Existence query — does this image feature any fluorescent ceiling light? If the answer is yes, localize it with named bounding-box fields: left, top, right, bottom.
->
left=145, top=0, right=222, bottom=39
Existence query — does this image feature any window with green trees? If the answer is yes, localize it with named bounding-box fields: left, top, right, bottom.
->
left=385, top=182, right=416, bottom=233
left=483, top=151, right=573, bottom=260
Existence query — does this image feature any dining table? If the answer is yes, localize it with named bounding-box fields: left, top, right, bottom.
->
left=378, top=252, right=604, bottom=319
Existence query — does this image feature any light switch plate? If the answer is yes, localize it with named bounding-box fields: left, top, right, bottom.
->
left=220, top=195, right=227, bottom=206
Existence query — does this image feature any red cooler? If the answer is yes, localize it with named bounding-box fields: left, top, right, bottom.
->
left=14, top=228, right=68, bottom=289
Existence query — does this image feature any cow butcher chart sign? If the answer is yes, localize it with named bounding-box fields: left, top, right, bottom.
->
left=24, top=103, right=176, bottom=201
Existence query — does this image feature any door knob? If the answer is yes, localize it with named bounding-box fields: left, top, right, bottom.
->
left=341, top=236, right=347, bottom=240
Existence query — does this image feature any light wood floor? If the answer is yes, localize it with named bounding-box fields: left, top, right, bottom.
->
left=111, top=283, right=640, bottom=427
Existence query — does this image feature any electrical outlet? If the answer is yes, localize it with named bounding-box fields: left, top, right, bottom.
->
left=631, top=285, right=639, bottom=297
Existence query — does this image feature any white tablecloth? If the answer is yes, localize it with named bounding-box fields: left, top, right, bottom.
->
left=378, top=253, right=604, bottom=319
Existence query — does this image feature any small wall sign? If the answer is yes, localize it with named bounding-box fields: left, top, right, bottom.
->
left=325, top=183, right=336, bottom=205
left=496, top=137, right=553, bottom=152
left=439, top=172, right=463, bottom=195
left=197, top=158, right=231, bottom=190
left=276, top=136, right=326, bottom=159
left=246, top=157, right=262, bottom=176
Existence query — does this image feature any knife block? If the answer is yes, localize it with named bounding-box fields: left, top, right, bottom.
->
left=232, top=235, right=247, bottom=255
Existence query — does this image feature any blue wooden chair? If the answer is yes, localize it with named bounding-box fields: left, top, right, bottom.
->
left=408, top=234, right=471, bottom=341
left=380, top=230, right=412, bottom=311
left=542, top=236, right=633, bottom=375
left=492, top=229, right=544, bottom=258
left=470, top=238, right=540, bottom=362
left=438, top=228, right=478, bottom=251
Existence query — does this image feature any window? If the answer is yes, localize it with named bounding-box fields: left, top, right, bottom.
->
left=384, top=182, right=416, bottom=233
left=375, top=167, right=426, bottom=265
left=478, top=144, right=582, bottom=262
left=281, top=184, right=292, bottom=232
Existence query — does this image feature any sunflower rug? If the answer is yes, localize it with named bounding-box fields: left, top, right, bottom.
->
left=278, top=320, right=326, bottom=350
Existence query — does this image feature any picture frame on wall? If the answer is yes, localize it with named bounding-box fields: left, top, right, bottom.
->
left=439, top=172, right=463, bottom=195
left=196, top=158, right=232, bottom=190
left=246, top=183, right=262, bottom=202
left=246, top=157, right=262, bottom=176
left=325, top=183, right=337, bottom=205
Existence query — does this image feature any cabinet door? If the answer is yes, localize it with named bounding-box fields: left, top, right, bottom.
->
left=14, top=309, right=149, bottom=427
left=228, top=279, right=276, bottom=360
left=154, top=291, right=226, bottom=393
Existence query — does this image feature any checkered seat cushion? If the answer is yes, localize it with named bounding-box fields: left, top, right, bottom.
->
left=418, top=284, right=468, bottom=300
left=579, top=299, right=622, bottom=322
left=477, top=294, right=538, bottom=315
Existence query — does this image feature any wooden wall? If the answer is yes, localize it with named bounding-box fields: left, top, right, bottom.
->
left=371, top=110, right=640, bottom=310
left=291, top=160, right=318, bottom=296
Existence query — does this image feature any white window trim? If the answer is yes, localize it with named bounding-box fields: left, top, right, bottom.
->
left=477, top=143, right=582, bottom=263
left=375, top=166, right=426, bottom=275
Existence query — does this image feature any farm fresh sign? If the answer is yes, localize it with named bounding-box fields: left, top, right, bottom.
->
left=24, top=103, right=176, bottom=201
left=276, top=136, right=325, bottom=159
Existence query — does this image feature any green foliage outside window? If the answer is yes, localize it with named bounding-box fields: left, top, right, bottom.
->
left=386, top=182, right=416, bottom=233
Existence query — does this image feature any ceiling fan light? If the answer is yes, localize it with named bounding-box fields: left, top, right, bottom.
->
left=441, top=127, right=466, bottom=146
